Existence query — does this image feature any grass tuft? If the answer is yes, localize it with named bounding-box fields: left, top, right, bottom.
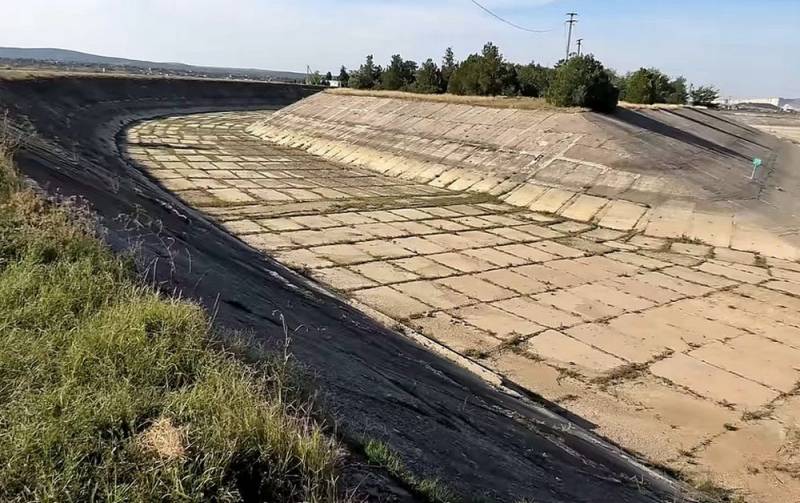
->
left=364, top=439, right=458, bottom=503
left=0, top=141, right=342, bottom=501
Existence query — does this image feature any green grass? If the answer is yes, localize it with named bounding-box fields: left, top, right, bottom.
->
left=364, top=439, right=458, bottom=503
left=0, top=145, right=342, bottom=501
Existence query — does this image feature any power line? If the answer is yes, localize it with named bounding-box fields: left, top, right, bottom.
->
left=469, top=0, right=554, bottom=33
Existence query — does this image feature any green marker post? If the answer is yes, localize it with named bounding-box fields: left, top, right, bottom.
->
left=750, top=158, right=762, bottom=180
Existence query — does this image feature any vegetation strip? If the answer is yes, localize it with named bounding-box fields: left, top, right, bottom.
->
left=322, top=43, right=720, bottom=111
left=0, top=143, right=341, bottom=501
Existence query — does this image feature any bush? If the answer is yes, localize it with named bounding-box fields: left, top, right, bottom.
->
left=691, top=85, right=720, bottom=107
left=517, top=63, right=553, bottom=97
left=622, top=68, right=688, bottom=105
left=546, top=55, right=619, bottom=112
left=624, top=68, right=668, bottom=104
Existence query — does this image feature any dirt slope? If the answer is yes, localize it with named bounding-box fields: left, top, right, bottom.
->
left=0, top=75, right=691, bottom=502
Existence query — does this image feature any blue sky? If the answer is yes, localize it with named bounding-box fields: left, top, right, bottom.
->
left=2, top=0, right=798, bottom=97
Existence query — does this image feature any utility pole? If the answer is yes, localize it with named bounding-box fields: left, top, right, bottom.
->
left=565, top=12, right=578, bottom=60
left=576, top=38, right=583, bottom=57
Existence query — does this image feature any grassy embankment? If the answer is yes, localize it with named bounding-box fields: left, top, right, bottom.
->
left=0, top=140, right=341, bottom=501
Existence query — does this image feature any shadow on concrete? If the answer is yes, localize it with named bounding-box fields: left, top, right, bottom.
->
left=664, top=108, right=772, bottom=150
left=686, top=107, right=764, bottom=135
left=612, top=108, right=752, bottom=162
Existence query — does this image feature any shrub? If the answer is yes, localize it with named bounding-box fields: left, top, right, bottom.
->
left=546, top=55, right=619, bottom=112
left=624, top=68, right=670, bottom=104
left=623, top=68, right=688, bottom=105
left=516, top=63, right=554, bottom=98
left=691, top=85, right=720, bottom=107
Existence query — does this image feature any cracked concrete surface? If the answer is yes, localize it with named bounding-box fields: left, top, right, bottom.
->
left=127, top=110, right=800, bottom=502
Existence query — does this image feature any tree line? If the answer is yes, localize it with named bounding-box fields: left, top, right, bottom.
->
left=330, top=43, right=720, bottom=112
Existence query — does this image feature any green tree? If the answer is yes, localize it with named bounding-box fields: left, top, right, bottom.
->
left=690, top=85, right=720, bottom=107
left=517, top=63, right=554, bottom=97
left=546, top=55, right=619, bottom=112
left=414, top=59, right=443, bottom=94
left=607, top=69, right=628, bottom=101
left=381, top=54, right=405, bottom=90
left=401, top=59, right=418, bottom=89
left=338, top=66, right=350, bottom=88
left=447, top=42, right=512, bottom=96
left=350, top=54, right=378, bottom=89
left=499, top=62, right=520, bottom=96
left=477, top=42, right=505, bottom=95
left=624, top=68, right=672, bottom=104
left=447, top=54, right=482, bottom=95
left=441, top=47, right=457, bottom=92
left=666, top=76, right=688, bottom=104
left=380, top=55, right=417, bottom=90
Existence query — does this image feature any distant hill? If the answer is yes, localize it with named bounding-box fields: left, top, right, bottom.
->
left=0, top=47, right=308, bottom=82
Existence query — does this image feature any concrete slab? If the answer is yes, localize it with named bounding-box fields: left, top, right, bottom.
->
left=670, top=242, right=711, bottom=257
left=690, top=335, right=800, bottom=393
left=411, top=312, right=503, bottom=354
left=526, top=330, right=626, bottom=374
left=393, top=281, right=473, bottom=310
left=565, top=323, right=668, bottom=364
left=314, top=267, right=378, bottom=291
left=450, top=304, right=544, bottom=338
left=352, top=261, right=420, bottom=284
left=312, top=244, right=374, bottom=265
left=428, top=252, right=496, bottom=273
left=463, top=247, right=528, bottom=267
left=598, top=200, right=648, bottom=231
left=437, top=275, right=515, bottom=302
left=503, top=183, right=548, bottom=207
left=687, top=212, right=733, bottom=248
left=650, top=354, right=779, bottom=410
left=391, top=256, right=458, bottom=279
left=529, top=188, right=576, bottom=214
left=559, top=194, right=609, bottom=222
left=353, top=286, right=433, bottom=319
left=492, top=296, right=582, bottom=329
left=536, top=290, right=624, bottom=321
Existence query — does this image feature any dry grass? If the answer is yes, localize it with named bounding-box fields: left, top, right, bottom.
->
left=138, top=417, right=188, bottom=461
left=327, top=88, right=582, bottom=112
left=0, top=141, right=343, bottom=501
left=617, top=101, right=687, bottom=110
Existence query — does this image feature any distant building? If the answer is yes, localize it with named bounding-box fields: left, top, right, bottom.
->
left=716, top=96, right=800, bottom=111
